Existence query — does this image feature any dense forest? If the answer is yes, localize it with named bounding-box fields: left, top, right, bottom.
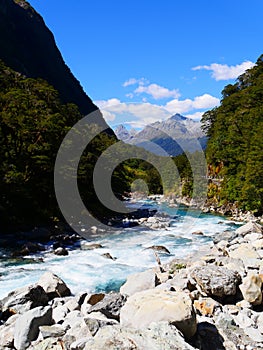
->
left=0, top=60, right=129, bottom=229
left=202, top=54, right=263, bottom=215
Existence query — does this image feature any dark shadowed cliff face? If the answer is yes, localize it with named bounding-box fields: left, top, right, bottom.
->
left=0, top=0, right=106, bottom=123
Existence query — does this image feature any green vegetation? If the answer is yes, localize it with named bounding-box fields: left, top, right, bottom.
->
left=0, top=60, right=120, bottom=229
left=202, top=54, right=263, bottom=214
left=168, top=262, right=187, bottom=274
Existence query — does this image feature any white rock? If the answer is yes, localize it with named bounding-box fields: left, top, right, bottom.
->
left=38, top=272, right=71, bottom=300
left=91, top=226, right=98, bottom=234
left=228, top=243, right=260, bottom=261
left=236, top=221, right=263, bottom=236
left=0, top=323, right=15, bottom=348
left=39, top=324, right=66, bottom=339
left=120, top=289, right=196, bottom=338
left=255, top=313, right=263, bottom=334
left=62, top=310, right=83, bottom=330
left=1, top=285, right=48, bottom=314
left=71, top=337, right=93, bottom=350
left=236, top=300, right=252, bottom=309
left=85, top=322, right=196, bottom=350
left=233, top=309, right=254, bottom=329
left=147, top=217, right=158, bottom=223
left=27, top=337, right=64, bottom=350
left=14, top=306, right=53, bottom=350
left=52, top=305, right=69, bottom=324
left=244, top=232, right=262, bottom=242
left=239, top=274, right=262, bottom=305
left=63, top=319, right=92, bottom=343
left=244, top=327, right=263, bottom=342
left=120, top=269, right=158, bottom=296
left=64, top=298, right=80, bottom=312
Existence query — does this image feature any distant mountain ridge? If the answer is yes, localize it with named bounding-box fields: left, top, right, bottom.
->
left=115, top=114, right=207, bottom=156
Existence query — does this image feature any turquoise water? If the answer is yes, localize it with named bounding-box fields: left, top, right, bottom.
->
left=0, top=200, right=241, bottom=299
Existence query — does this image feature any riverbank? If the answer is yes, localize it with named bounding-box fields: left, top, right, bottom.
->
left=159, top=194, right=263, bottom=224
left=1, top=220, right=263, bottom=349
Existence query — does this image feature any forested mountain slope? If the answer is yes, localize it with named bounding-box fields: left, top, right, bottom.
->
left=0, top=0, right=118, bottom=230
left=202, top=54, right=263, bottom=214
left=0, top=61, right=121, bottom=229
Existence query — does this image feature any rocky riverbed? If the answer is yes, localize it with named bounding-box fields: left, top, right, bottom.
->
left=1, top=220, right=263, bottom=349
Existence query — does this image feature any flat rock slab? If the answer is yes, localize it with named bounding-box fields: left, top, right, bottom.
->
left=85, top=322, right=196, bottom=350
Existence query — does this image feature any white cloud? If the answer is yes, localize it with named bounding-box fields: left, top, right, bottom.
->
left=134, top=83, right=180, bottom=100
left=192, top=60, right=255, bottom=81
left=96, top=98, right=121, bottom=109
left=193, top=94, right=220, bottom=109
left=123, top=79, right=180, bottom=100
left=123, top=78, right=148, bottom=87
left=101, top=110, right=116, bottom=122
left=123, top=78, right=138, bottom=87
left=165, top=94, right=219, bottom=114
left=96, top=93, right=219, bottom=126
left=185, top=111, right=204, bottom=120
left=95, top=99, right=170, bottom=125
left=98, top=76, right=220, bottom=127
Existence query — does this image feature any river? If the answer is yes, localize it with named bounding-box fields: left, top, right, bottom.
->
left=0, top=199, right=241, bottom=299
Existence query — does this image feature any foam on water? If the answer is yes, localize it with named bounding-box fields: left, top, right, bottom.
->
left=0, top=201, right=241, bottom=299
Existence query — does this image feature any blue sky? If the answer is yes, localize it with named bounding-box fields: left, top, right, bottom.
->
left=29, top=0, right=263, bottom=128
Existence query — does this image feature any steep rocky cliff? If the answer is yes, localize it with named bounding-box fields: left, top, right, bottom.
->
left=0, top=0, right=106, bottom=124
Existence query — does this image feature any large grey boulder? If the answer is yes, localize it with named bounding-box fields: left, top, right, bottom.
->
left=191, top=266, right=241, bottom=298
left=37, top=272, right=71, bottom=300
left=62, top=318, right=93, bottom=349
left=14, top=306, right=53, bottom=350
left=235, top=221, right=263, bottom=237
left=120, top=289, right=196, bottom=338
left=213, top=230, right=237, bottom=244
left=84, top=316, right=118, bottom=336
left=1, top=285, right=48, bottom=314
left=87, top=292, right=127, bottom=321
left=84, top=322, right=196, bottom=350
left=120, top=269, right=159, bottom=296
